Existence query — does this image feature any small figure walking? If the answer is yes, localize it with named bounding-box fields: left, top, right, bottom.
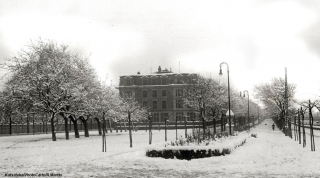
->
left=272, top=123, right=275, bottom=131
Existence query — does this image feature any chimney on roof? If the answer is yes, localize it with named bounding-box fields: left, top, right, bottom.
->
left=137, top=71, right=140, bottom=74
left=158, top=66, right=161, bottom=72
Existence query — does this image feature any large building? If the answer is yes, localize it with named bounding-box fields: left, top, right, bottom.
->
left=117, top=66, right=198, bottom=122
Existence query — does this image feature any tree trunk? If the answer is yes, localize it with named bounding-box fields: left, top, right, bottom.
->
left=120, top=120, right=123, bottom=132
left=115, top=120, right=118, bottom=133
left=301, top=108, right=306, bottom=147
left=293, top=117, right=297, bottom=141
left=64, top=117, right=69, bottom=140
left=213, top=118, right=216, bottom=134
left=149, top=118, right=152, bottom=145
left=102, top=116, right=107, bottom=152
left=128, top=112, right=132, bottom=148
left=105, top=118, right=108, bottom=133
left=27, top=114, right=29, bottom=134
left=83, top=119, right=89, bottom=137
left=175, top=117, right=177, bottom=140
left=184, top=119, right=187, bottom=138
left=32, top=114, right=35, bottom=135
left=108, top=119, right=112, bottom=133
left=201, top=111, right=205, bottom=140
left=309, top=102, right=315, bottom=151
left=9, top=117, right=12, bottom=135
left=96, top=118, right=102, bottom=135
left=42, top=121, right=45, bottom=133
left=71, top=117, right=80, bottom=138
left=298, top=111, right=301, bottom=144
left=220, top=115, right=223, bottom=132
left=50, top=113, right=56, bottom=141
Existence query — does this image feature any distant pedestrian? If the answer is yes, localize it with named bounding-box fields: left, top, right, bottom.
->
left=272, top=123, right=275, bottom=131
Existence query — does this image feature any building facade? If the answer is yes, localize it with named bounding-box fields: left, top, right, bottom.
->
left=117, top=66, right=197, bottom=122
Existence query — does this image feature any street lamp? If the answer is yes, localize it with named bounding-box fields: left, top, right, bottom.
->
left=219, top=62, right=232, bottom=135
left=240, top=90, right=249, bottom=129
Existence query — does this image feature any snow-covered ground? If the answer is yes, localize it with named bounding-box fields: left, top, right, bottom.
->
left=1, top=119, right=320, bottom=178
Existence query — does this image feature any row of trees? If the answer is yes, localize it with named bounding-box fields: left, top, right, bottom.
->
left=0, top=39, right=147, bottom=146
left=183, top=75, right=263, bottom=139
left=254, top=77, right=296, bottom=130
left=254, top=76, right=320, bottom=151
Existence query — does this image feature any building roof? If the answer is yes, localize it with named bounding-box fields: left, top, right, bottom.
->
left=120, top=72, right=197, bottom=78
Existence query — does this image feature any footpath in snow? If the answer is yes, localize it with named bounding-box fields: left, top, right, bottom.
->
left=0, top=119, right=320, bottom=177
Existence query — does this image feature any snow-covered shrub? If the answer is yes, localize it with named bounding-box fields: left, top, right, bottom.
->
left=251, top=133, right=257, bottom=138
left=146, top=132, right=250, bottom=160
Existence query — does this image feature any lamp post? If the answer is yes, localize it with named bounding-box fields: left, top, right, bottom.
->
left=240, top=90, right=249, bottom=129
left=219, top=62, right=232, bottom=135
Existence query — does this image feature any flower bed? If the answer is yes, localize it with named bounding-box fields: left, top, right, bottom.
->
left=146, top=132, right=250, bottom=160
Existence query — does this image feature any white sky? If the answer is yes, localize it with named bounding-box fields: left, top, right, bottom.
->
left=1, top=0, right=320, bottom=102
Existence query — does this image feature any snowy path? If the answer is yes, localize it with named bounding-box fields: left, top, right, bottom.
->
left=0, top=119, right=320, bottom=177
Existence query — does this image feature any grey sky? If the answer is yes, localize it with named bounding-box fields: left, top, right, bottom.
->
left=1, top=0, right=320, bottom=101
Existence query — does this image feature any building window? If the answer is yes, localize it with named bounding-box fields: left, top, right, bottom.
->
left=153, top=90, right=157, bottom=97
left=153, top=101, right=157, bottom=109
left=125, top=80, right=131, bottom=86
left=187, top=112, right=196, bottom=121
left=162, top=101, right=167, bottom=109
left=152, top=113, right=159, bottom=122
left=152, top=78, right=157, bottom=85
left=176, top=100, right=183, bottom=108
left=176, top=89, right=183, bottom=97
left=176, top=112, right=183, bottom=121
left=161, top=113, right=169, bottom=122
left=143, top=101, right=148, bottom=107
left=162, top=90, right=167, bottom=96
left=143, top=91, right=148, bottom=97
left=177, top=77, right=183, bottom=84
left=169, top=78, right=174, bottom=84
left=162, top=78, right=167, bottom=85
left=143, top=79, right=148, bottom=85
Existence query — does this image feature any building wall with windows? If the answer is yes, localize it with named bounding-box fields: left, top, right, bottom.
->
left=117, top=66, right=198, bottom=122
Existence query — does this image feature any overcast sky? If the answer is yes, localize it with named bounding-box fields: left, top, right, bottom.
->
left=1, top=0, right=320, bottom=102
